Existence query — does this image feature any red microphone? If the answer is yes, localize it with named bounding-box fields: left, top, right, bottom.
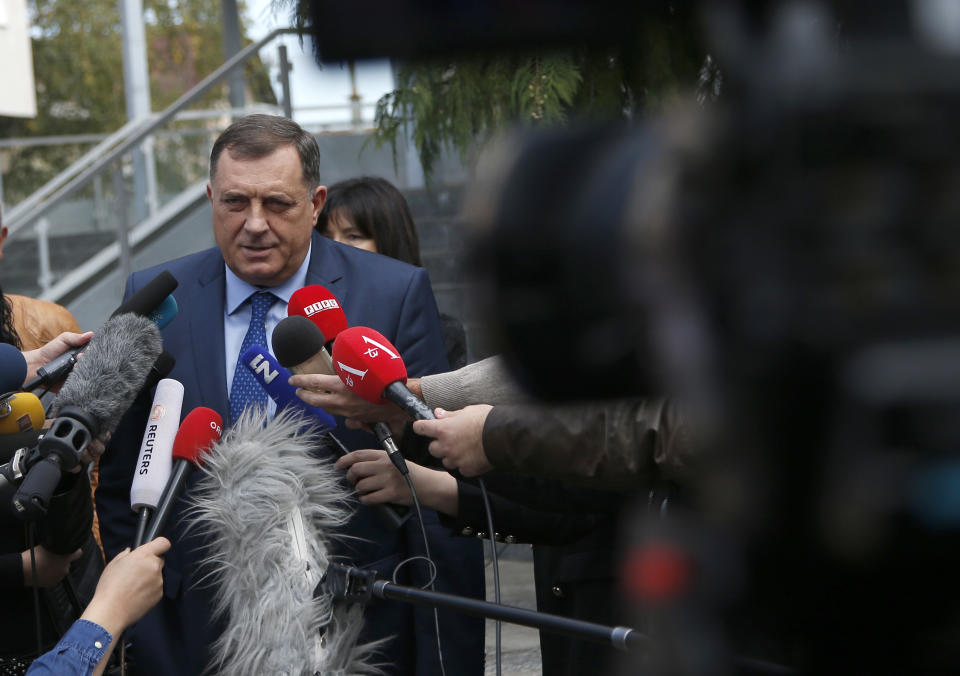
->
left=331, top=326, right=435, bottom=421
left=143, top=407, right=223, bottom=542
left=288, top=285, right=349, bottom=344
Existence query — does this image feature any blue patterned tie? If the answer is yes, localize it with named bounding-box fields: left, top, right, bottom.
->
left=229, top=291, right=275, bottom=424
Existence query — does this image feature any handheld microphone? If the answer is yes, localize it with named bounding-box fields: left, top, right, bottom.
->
left=145, top=350, right=176, bottom=391
left=0, top=343, right=28, bottom=394
left=239, top=345, right=336, bottom=430
left=24, top=270, right=178, bottom=391
left=269, top=324, right=412, bottom=527
left=0, top=392, right=45, bottom=462
left=288, top=285, right=348, bottom=344
left=12, top=314, right=162, bottom=521
left=143, top=407, right=222, bottom=542
left=272, top=315, right=335, bottom=375
left=0, top=392, right=44, bottom=437
left=131, top=379, right=184, bottom=547
left=331, top=326, right=435, bottom=421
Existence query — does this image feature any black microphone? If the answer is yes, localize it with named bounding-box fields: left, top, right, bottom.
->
left=145, top=350, right=176, bottom=391
left=143, top=407, right=222, bottom=543
left=11, top=314, right=163, bottom=520
left=272, top=315, right=335, bottom=375
left=23, top=270, right=177, bottom=391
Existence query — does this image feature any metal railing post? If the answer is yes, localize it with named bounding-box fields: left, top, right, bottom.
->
left=279, top=44, right=294, bottom=119
left=113, top=164, right=133, bottom=285
left=36, top=218, right=53, bottom=294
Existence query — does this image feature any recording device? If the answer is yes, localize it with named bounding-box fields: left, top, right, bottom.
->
left=271, top=321, right=413, bottom=520
left=131, top=379, right=184, bottom=548
left=142, top=407, right=222, bottom=542
left=331, top=326, right=434, bottom=421
left=186, top=407, right=370, bottom=675
left=301, top=0, right=643, bottom=60
left=239, top=345, right=336, bottom=429
left=288, top=285, right=348, bottom=345
left=0, top=392, right=45, bottom=457
left=272, top=315, right=335, bottom=375
left=23, top=270, right=178, bottom=391
left=0, top=392, right=44, bottom=436
left=0, top=393, right=46, bottom=506
left=10, top=314, right=162, bottom=520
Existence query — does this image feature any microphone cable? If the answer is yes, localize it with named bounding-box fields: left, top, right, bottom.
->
left=477, top=477, right=502, bottom=676
left=393, top=471, right=447, bottom=676
left=26, top=522, right=43, bottom=660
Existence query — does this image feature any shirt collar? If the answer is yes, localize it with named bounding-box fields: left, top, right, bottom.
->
left=225, top=241, right=312, bottom=315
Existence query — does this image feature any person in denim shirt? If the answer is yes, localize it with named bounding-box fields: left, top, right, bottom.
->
left=27, top=538, right=169, bottom=676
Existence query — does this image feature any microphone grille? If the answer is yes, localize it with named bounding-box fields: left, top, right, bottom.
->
left=55, top=314, right=162, bottom=437
left=272, top=316, right=326, bottom=368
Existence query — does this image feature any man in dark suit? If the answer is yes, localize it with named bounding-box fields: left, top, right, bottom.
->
left=95, top=115, right=483, bottom=675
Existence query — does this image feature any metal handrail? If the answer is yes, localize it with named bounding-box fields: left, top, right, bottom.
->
left=4, top=116, right=151, bottom=231
left=4, top=26, right=299, bottom=238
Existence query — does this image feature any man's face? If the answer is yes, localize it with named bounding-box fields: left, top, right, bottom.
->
left=208, top=145, right=326, bottom=287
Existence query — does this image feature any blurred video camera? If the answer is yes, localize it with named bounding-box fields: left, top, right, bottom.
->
left=306, top=1, right=960, bottom=672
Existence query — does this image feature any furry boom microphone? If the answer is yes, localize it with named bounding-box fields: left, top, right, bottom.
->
left=12, top=314, right=162, bottom=520
left=186, top=407, right=379, bottom=676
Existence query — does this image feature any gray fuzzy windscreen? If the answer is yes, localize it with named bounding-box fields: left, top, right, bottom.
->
left=55, top=313, right=162, bottom=436
left=186, top=407, right=382, bottom=675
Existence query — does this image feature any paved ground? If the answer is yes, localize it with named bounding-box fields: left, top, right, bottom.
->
left=483, top=545, right=542, bottom=675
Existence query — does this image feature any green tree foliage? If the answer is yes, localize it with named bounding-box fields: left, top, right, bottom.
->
left=287, top=2, right=706, bottom=179
left=0, top=0, right=275, bottom=204
left=376, top=8, right=706, bottom=179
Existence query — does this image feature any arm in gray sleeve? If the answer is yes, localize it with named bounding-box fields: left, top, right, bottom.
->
left=419, top=355, right=533, bottom=409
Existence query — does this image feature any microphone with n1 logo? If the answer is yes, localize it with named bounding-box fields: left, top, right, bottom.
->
left=131, top=379, right=184, bottom=548
left=288, top=285, right=348, bottom=346
left=240, top=345, right=336, bottom=429
left=143, top=407, right=222, bottom=542
left=331, top=326, right=435, bottom=421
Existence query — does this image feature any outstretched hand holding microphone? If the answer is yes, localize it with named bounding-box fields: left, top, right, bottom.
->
left=325, top=326, right=496, bottom=477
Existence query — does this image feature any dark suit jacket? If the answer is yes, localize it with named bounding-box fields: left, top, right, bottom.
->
left=96, top=232, right=484, bottom=675
left=447, top=473, right=626, bottom=676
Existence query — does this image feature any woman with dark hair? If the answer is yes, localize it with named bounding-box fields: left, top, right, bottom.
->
left=318, top=176, right=467, bottom=369
left=0, top=286, right=23, bottom=349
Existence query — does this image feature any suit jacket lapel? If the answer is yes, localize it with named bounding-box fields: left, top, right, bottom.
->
left=190, top=252, right=229, bottom=421
left=307, top=231, right=349, bottom=311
